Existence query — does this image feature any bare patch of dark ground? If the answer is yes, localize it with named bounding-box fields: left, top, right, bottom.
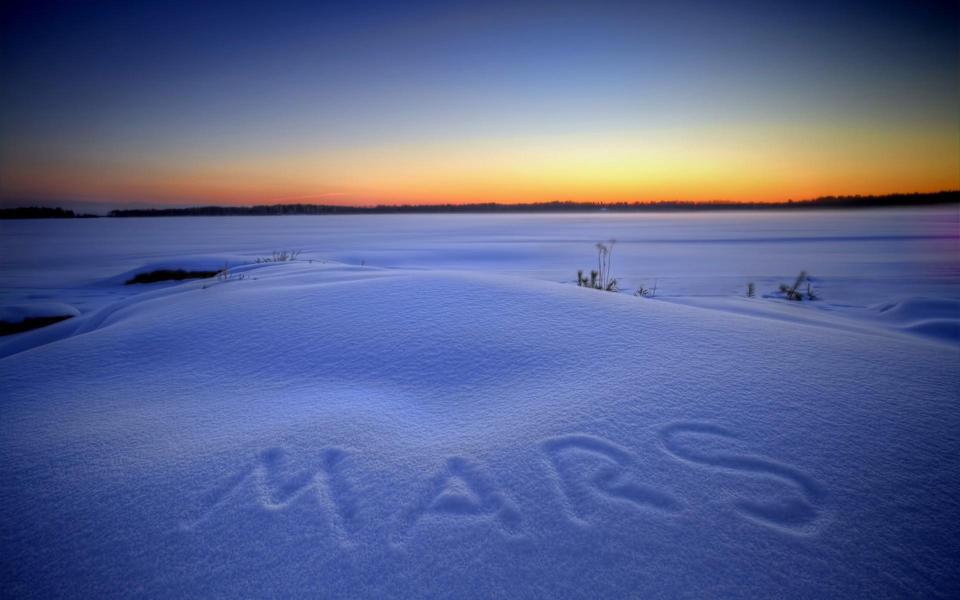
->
left=125, top=269, right=221, bottom=285
left=0, top=315, right=74, bottom=336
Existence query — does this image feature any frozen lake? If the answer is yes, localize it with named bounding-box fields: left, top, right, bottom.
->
left=2, top=207, right=958, bottom=312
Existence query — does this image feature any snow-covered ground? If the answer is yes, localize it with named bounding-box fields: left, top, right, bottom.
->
left=1, top=208, right=958, bottom=597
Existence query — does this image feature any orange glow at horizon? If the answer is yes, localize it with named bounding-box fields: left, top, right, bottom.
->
left=3, top=1, right=958, bottom=210
left=3, top=119, right=957, bottom=207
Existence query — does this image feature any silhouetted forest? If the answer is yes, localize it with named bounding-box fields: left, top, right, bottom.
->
left=3, top=191, right=957, bottom=218
left=105, top=191, right=960, bottom=217
left=0, top=206, right=99, bottom=219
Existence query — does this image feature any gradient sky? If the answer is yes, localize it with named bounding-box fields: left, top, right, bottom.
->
left=1, top=0, right=957, bottom=207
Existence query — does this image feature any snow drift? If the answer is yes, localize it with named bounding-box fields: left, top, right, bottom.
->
left=2, top=259, right=958, bottom=598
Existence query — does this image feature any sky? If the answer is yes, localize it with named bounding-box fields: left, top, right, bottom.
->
left=1, top=0, right=958, bottom=208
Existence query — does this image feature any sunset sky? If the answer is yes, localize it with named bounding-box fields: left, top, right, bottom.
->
left=1, top=0, right=957, bottom=207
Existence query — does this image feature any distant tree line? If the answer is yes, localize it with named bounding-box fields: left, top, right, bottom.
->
left=0, top=206, right=99, bottom=219
left=2, top=190, right=956, bottom=218
left=104, top=191, right=960, bottom=216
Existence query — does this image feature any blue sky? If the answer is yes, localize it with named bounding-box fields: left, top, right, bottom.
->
left=1, top=0, right=957, bottom=206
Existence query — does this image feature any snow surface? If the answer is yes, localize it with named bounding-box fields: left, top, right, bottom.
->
left=1, top=209, right=959, bottom=598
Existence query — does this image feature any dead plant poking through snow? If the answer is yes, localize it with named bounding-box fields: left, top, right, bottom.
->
left=577, top=240, right=618, bottom=292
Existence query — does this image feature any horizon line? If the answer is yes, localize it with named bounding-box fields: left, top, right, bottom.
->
left=4, top=190, right=958, bottom=218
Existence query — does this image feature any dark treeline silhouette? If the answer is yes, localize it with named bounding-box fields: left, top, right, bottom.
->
left=106, top=191, right=958, bottom=217
left=3, top=191, right=957, bottom=218
left=0, top=206, right=99, bottom=219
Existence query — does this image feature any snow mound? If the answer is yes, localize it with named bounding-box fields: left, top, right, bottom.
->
left=1, top=262, right=958, bottom=598
left=873, top=297, right=960, bottom=344
left=901, top=319, right=960, bottom=342
left=96, top=255, right=255, bottom=286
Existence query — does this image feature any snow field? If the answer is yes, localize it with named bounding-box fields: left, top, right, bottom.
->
left=2, top=254, right=958, bottom=597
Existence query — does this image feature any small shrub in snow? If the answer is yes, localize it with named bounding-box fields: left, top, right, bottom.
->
left=747, top=282, right=755, bottom=298
left=256, top=250, right=301, bottom=263
left=635, top=281, right=657, bottom=298
left=215, top=264, right=245, bottom=283
left=779, top=271, right=818, bottom=301
left=576, top=241, right=618, bottom=292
